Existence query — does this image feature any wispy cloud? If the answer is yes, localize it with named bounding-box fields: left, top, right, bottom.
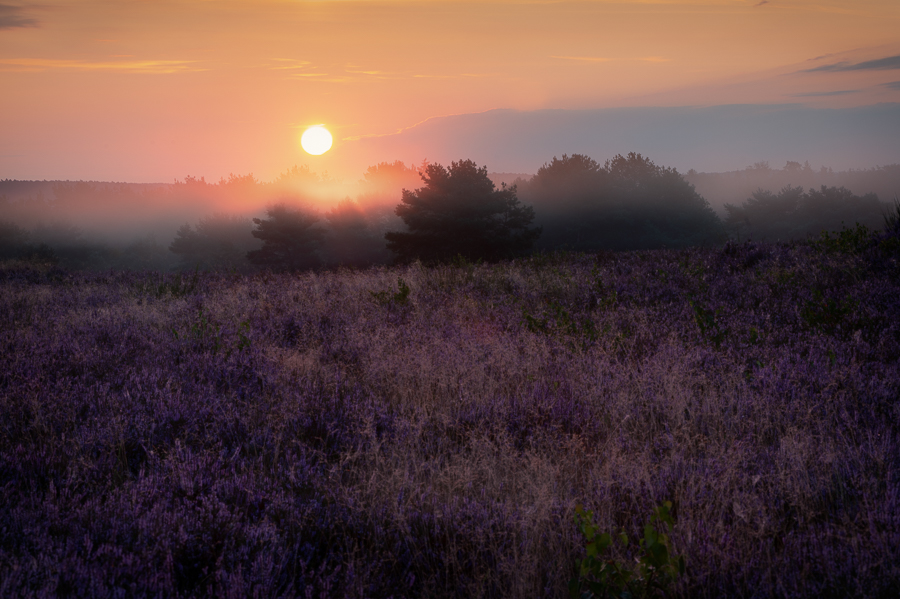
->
left=552, top=55, right=670, bottom=64
left=268, top=58, right=311, bottom=71
left=807, top=53, right=838, bottom=62
left=0, top=57, right=203, bottom=73
left=287, top=73, right=352, bottom=83
left=271, top=59, right=487, bottom=84
left=754, top=1, right=769, bottom=6
left=884, top=81, right=900, bottom=90
left=411, top=73, right=487, bottom=79
left=552, top=55, right=611, bottom=63
left=791, top=89, right=859, bottom=97
left=0, top=4, right=37, bottom=29
left=270, top=59, right=359, bottom=82
left=803, top=54, right=900, bottom=73
left=345, top=68, right=393, bottom=78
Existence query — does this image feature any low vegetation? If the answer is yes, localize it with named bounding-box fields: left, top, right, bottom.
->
left=1, top=223, right=899, bottom=596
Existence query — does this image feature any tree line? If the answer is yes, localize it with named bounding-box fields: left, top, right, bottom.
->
left=2, top=153, right=895, bottom=271
left=169, top=153, right=728, bottom=271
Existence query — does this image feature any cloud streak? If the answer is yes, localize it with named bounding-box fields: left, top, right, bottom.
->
left=803, top=54, right=900, bottom=73
left=791, top=89, right=859, bottom=97
left=552, top=56, right=670, bottom=63
left=552, top=56, right=612, bottom=63
left=0, top=3, right=37, bottom=29
left=267, top=58, right=312, bottom=71
left=0, top=58, right=202, bottom=73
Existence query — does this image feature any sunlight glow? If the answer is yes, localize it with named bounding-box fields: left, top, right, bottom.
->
left=301, top=125, right=333, bottom=155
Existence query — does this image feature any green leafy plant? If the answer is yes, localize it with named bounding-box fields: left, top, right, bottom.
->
left=590, top=269, right=618, bottom=311
left=688, top=296, right=727, bottom=348
left=172, top=310, right=252, bottom=356
left=451, top=252, right=480, bottom=277
left=138, top=268, right=200, bottom=299
left=370, top=277, right=411, bottom=306
left=523, top=299, right=598, bottom=347
left=800, top=289, right=857, bottom=334
left=188, top=307, right=223, bottom=354
left=811, top=223, right=875, bottom=255
left=570, top=502, right=685, bottom=599
left=748, top=326, right=760, bottom=346
left=236, top=319, right=251, bottom=351
left=524, top=311, right=549, bottom=334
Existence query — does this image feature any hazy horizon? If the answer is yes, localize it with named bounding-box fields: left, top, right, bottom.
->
left=2, top=1, right=900, bottom=184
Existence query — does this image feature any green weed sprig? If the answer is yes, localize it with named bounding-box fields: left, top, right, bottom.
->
left=570, top=502, right=685, bottom=599
left=370, top=277, right=411, bottom=306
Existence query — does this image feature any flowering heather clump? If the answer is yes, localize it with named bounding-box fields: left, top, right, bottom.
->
left=1, top=238, right=899, bottom=598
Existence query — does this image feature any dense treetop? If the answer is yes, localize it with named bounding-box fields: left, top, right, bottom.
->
left=246, top=204, right=325, bottom=272
left=724, top=185, right=886, bottom=242
left=519, top=152, right=724, bottom=251
left=385, top=159, right=541, bottom=263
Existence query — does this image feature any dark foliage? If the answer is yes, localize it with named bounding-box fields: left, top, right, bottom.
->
left=0, top=220, right=29, bottom=260
left=685, top=161, right=900, bottom=215
left=385, top=159, right=541, bottom=263
left=883, top=197, right=900, bottom=238
left=358, top=160, right=424, bottom=208
left=246, top=203, right=325, bottom=271
left=169, top=213, right=260, bottom=272
left=323, top=198, right=391, bottom=267
left=519, top=153, right=724, bottom=252
left=724, top=185, right=886, bottom=242
left=1, top=220, right=174, bottom=271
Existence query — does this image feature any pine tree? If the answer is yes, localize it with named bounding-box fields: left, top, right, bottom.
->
left=385, top=160, right=540, bottom=263
left=246, top=204, right=324, bottom=271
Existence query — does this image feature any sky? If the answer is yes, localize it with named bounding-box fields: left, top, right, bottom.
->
left=1, top=0, right=900, bottom=183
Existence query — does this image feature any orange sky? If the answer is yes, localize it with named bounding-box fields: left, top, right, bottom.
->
left=1, top=0, right=899, bottom=182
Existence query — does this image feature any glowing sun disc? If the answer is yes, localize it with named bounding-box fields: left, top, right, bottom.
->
left=301, top=125, right=333, bottom=155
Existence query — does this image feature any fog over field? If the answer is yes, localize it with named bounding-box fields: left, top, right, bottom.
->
left=3, top=148, right=899, bottom=273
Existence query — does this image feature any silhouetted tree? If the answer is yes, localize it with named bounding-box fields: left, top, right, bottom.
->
left=356, top=161, right=424, bottom=224
left=518, top=154, right=607, bottom=250
left=724, top=185, right=885, bottom=242
left=528, top=154, right=606, bottom=209
left=800, top=185, right=883, bottom=233
left=246, top=204, right=324, bottom=271
left=116, top=236, right=173, bottom=271
left=322, top=198, right=390, bottom=267
left=274, top=165, right=320, bottom=187
left=169, top=213, right=259, bottom=272
left=885, top=197, right=900, bottom=237
left=723, top=186, right=804, bottom=241
left=28, top=222, right=117, bottom=270
left=602, top=153, right=724, bottom=248
left=385, top=160, right=540, bottom=263
left=519, top=152, right=723, bottom=251
left=361, top=161, right=422, bottom=193
left=0, top=220, right=29, bottom=259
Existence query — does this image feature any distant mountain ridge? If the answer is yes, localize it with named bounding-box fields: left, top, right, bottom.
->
left=340, top=104, right=900, bottom=177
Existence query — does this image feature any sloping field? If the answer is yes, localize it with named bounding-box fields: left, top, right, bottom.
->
left=1, top=239, right=898, bottom=597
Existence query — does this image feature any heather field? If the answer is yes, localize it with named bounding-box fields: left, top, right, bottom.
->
left=2, top=238, right=899, bottom=598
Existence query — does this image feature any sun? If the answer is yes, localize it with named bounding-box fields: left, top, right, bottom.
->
left=300, top=125, right=333, bottom=155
